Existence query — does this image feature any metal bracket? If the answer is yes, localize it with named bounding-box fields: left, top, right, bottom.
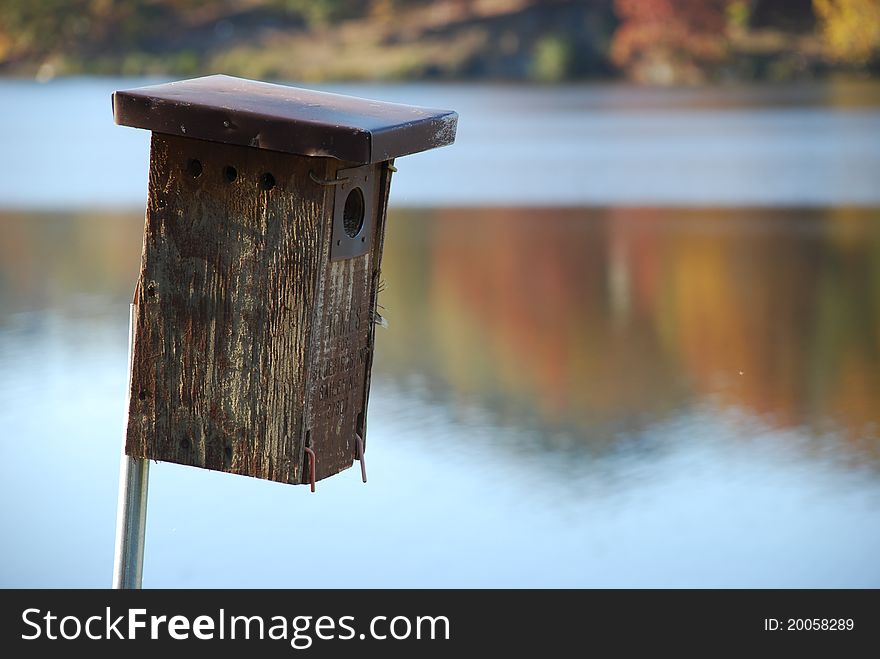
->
left=330, top=165, right=375, bottom=261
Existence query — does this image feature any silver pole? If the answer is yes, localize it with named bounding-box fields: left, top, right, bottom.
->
left=112, top=304, right=150, bottom=589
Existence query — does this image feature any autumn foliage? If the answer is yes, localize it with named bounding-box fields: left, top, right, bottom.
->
left=0, top=1, right=877, bottom=82
left=814, top=0, right=880, bottom=63
left=611, top=0, right=730, bottom=83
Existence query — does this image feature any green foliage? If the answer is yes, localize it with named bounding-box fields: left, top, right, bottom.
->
left=273, top=0, right=369, bottom=26
left=529, top=35, right=572, bottom=82
left=726, top=0, right=751, bottom=30
left=0, top=0, right=179, bottom=63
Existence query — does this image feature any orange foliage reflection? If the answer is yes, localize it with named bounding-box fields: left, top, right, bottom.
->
left=378, top=207, right=880, bottom=455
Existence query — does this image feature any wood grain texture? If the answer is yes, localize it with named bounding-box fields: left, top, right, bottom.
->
left=301, top=162, right=385, bottom=480
left=358, top=160, right=394, bottom=456
left=125, top=132, right=388, bottom=485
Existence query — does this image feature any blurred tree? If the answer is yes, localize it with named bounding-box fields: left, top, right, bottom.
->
left=0, top=1, right=300, bottom=68
left=530, top=34, right=572, bottom=82
left=610, top=0, right=730, bottom=83
left=726, top=0, right=751, bottom=34
left=814, top=0, right=880, bottom=64
left=2, top=0, right=878, bottom=80
left=0, top=0, right=184, bottom=66
left=275, top=0, right=376, bottom=26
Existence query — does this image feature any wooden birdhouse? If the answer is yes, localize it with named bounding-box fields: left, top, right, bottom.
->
left=112, top=75, right=457, bottom=489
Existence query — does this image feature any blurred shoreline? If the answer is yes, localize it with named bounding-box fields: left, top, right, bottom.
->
left=2, top=1, right=877, bottom=84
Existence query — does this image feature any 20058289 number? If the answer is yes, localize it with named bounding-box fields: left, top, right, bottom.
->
left=787, top=619, right=854, bottom=631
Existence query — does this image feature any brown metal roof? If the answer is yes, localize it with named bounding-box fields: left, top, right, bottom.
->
left=112, top=75, right=457, bottom=164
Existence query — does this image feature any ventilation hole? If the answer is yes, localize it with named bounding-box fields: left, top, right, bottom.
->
left=224, top=166, right=237, bottom=183
left=180, top=436, right=190, bottom=450
left=343, top=187, right=365, bottom=238
left=156, top=198, right=166, bottom=209
left=260, top=172, right=275, bottom=190
left=146, top=284, right=156, bottom=298
left=186, top=159, right=202, bottom=178
left=138, top=390, right=148, bottom=401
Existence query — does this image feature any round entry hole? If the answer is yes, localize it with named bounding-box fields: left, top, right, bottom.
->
left=343, top=187, right=365, bottom=238
left=186, top=159, right=202, bottom=178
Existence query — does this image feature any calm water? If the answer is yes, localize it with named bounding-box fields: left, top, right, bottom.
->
left=1, top=80, right=879, bottom=587
left=2, top=77, right=880, bottom=207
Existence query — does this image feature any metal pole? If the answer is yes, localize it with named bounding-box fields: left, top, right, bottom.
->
left=112, top=304, right=150, bottom=589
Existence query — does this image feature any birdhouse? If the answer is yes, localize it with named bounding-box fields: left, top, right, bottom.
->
left=113, top=75, right=457, bottom=489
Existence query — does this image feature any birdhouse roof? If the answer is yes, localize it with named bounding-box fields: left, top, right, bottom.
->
left=113, top=75, right=457, bottom=164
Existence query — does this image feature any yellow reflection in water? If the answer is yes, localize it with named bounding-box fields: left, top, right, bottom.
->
left=378, top=207, right=880, bottom=457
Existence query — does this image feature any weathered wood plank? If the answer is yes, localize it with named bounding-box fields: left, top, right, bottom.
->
left=359, top=160, right=394, bottom=456
left=125, top=133, right=334, bottom=484
left=301, top=162, right=391, bottom=482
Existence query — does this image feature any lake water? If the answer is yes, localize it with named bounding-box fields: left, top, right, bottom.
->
left=1, top=79, right=879, bottom=587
